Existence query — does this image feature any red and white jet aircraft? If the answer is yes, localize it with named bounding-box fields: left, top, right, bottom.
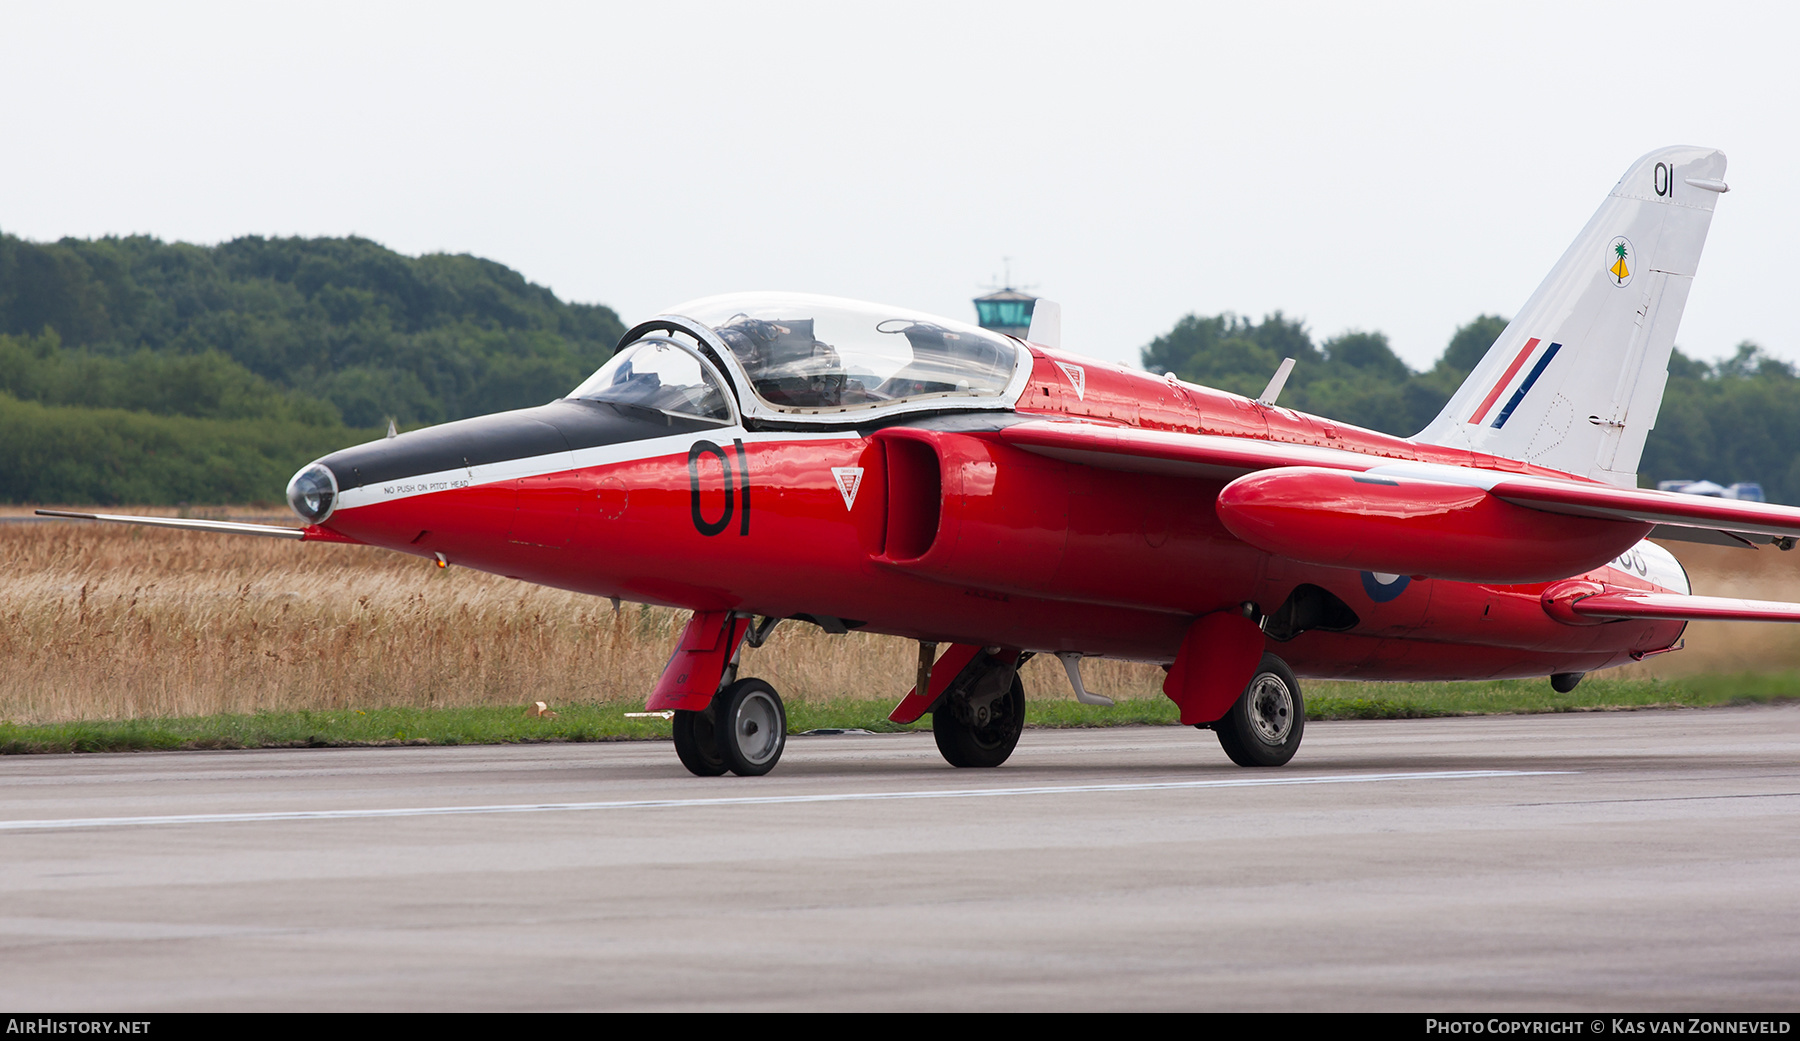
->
left=48, top=145, right=1800, bottom=777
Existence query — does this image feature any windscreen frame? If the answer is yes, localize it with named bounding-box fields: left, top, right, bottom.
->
left=613, top=298, right=1033, bottom=428
left=567, top=330, right=742, bottom=427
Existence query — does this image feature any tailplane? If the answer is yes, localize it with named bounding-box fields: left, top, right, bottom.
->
left=1414, top=146, right=1728, bottom=486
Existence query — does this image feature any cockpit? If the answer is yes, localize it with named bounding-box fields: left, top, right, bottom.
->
left=569, top=293, right=1025, bottom=422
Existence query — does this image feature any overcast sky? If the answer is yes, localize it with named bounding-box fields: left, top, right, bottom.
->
left=3, top=2, right=1795, bottom=372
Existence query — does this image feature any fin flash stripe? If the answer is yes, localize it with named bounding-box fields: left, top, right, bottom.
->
left=1469, top=338, right=1540, bottom=425
left=1491, top=341, right=1562, bottom=429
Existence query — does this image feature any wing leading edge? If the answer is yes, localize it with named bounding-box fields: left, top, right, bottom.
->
left=996, top=420, right=1383, bottom=480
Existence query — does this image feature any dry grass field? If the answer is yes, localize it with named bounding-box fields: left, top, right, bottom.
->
left=0, top=509, right=1171, bottom=725
left=4, top=506, right=1798, bottom=726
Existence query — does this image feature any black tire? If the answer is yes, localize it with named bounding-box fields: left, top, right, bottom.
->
left=715, top=678, right=787, bottom=777
left=933, top=674, right=1025, bottom=768
left=672, top=705, right=729, bottom=777
left=1214, top=654, right=1304, bottom=767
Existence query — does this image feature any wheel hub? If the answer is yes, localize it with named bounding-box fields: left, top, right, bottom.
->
left=734, top=692, right=782, bottom=765
left=1246, top=674, right=1294, bottom=745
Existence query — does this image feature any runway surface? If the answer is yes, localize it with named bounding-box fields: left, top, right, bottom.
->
left=3, top=705, right=1798, bottom=1011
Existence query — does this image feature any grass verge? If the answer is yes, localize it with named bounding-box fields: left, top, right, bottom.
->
left=2, top=673, right=1797, bottom=755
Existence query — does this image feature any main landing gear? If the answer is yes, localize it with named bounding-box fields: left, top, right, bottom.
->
left=931, top=651, right=1026, bottom=768
left=673, top=678, right=788, bottom=777
left=1207, top=653, right=1304, bottom=767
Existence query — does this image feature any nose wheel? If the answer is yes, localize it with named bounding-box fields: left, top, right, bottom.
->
left=674, top=679, right=787, bottom=777
left=716, top=678, right=787, bottom=776
left=672, top=704, right=729, bottom=777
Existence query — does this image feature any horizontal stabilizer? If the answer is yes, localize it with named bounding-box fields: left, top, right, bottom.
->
left=1566, top=590, right=1800, bottom=623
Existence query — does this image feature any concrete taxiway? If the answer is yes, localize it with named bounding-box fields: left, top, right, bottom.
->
left=2, top=706, right=1797, bottom=1011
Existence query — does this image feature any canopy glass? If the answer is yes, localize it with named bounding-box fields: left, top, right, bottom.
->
left=663, top=293, right=1022, bottom=414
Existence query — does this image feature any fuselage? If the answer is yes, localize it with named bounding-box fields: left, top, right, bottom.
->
left=291, top=294, right=1687, bottom=683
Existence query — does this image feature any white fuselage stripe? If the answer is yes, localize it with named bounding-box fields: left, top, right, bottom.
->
left=334, top=427, right=851, bottom=510
left=0, top=770, right=1568, bottom=831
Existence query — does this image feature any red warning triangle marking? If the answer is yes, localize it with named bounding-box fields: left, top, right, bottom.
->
left=1054, top=361, right=1086, bottom=400
left=831, top=467, right=864, bottom=510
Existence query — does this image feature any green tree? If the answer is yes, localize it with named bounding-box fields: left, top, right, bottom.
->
left=1643, top=343, right=1800, bottom=503
left=1142, top=308, right=1800, bottom=503
left=1442, top=314, right=1509, bottom=375
left=0, top=232, right=624, bottom=426
left=0, top=231, right=627, bottom=504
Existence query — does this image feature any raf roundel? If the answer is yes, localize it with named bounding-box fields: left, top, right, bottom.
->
left=1360, top=571, right=1412, bottom=603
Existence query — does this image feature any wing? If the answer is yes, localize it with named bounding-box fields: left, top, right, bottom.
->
left=1483, top=476, right=1800, bottom=543
left=999, top=419, right=1800, bottom=548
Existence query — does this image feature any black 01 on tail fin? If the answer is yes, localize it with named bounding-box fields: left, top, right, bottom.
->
left=1414, top=146, right=1728, bottom=486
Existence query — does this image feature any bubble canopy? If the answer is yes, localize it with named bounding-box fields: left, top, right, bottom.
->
left=651, top=293, right=1027, bottom=416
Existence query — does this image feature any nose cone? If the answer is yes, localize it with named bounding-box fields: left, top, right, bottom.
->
left=288, top=407, right=580, bottom=552
left=286, top=462, right=338, bottom=523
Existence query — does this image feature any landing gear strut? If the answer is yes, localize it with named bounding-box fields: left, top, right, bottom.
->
left=931, top=652, right=1026, bottom=768
left=1211, top=653, right=1304, bottom=767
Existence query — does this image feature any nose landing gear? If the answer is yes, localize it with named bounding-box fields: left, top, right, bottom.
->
left=658, top=612, right=790, bottom=778
left=673, top=679, right=788, bottom=777
left=672, top=703, right=729, bottom=776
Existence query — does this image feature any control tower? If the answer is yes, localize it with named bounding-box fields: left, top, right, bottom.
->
left=972, top=287, right=1038, bottom=338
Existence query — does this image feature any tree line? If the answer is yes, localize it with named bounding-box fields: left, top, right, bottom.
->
left=0, top=229, right=1793, bottom=504
left=0, top=232, right=623, bottom=504
left=1140, top=311, right=1504, bottom=436
left=0, top=231, right=623, bottom=428
left=1142, top=312, right=1800, bottom=503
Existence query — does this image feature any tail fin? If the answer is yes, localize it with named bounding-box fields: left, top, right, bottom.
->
left=1414, top=146, right=1727, bottom=486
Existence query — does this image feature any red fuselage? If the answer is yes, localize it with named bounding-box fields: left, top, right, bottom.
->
left=304, top=344, right=1685, bottom=684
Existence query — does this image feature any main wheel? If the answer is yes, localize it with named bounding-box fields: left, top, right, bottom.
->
left=672, top=705, right=728, bottom=777
left=715, top=678, right=787, bottom=776
left=1213, top=654, right=1304, bottom=767
left=933, top=673, right=1025, bottom=768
